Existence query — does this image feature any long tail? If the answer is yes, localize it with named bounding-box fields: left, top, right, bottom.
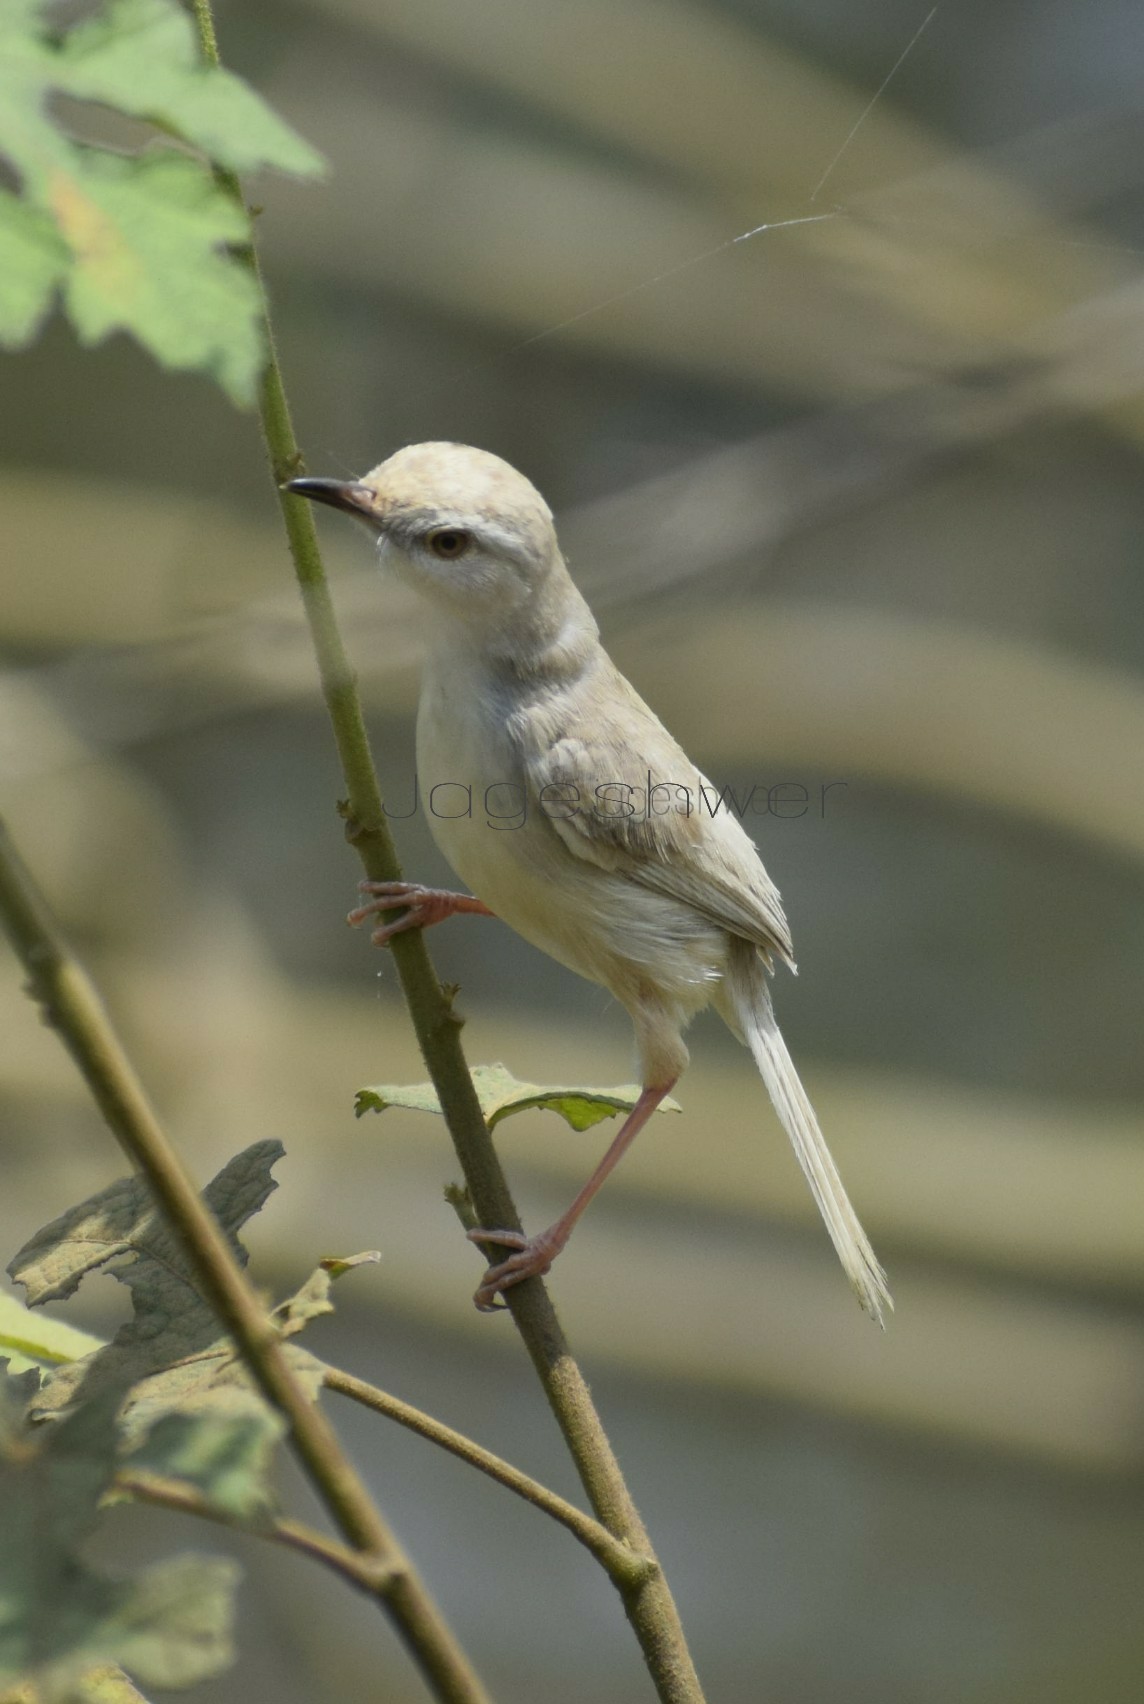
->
left=722, top=940, right=892, bottom=1325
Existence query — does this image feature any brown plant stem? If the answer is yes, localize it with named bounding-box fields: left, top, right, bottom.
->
left=115, top=1469, right=400, bottom=1596
left=324, top=1366, right=653, bottom=1589
left=189, top=7, right=706, bottom=1697
left=0, top=820, right=489, bottom=1704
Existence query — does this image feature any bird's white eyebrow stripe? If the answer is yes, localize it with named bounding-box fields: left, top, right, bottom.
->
left=383, top=509, right=535, bottom=564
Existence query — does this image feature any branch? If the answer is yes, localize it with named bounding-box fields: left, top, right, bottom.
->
left=324, top=1366, right=654, bottom=1589
left=114, top=1469, right=399, bottom=1597
left=191, top=7, right=705, bottom=1698
left=0, top=821, right=488, bottom=1704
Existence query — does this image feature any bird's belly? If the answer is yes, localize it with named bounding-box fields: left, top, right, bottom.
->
left=415, top=680, right=726, bottom=1006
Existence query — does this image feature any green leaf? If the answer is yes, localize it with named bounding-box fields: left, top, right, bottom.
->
left=0, top=0, right=322, bottom=400
left=107, top=1255, right=385, bottom=1516
left=0, top=191, right=70, bottom=348
left=56, top=151, right=263, bottom=405
left=0, top=1291, right=105, bottom=1376
left=76, top=1555, right=237, bottom=1689
left=58, top=0, right=324, bottom=177
left=120, top=1397, right=283, bottom=1520
left=0, top=1378, right=238, bottom=1697
left=356, top=1061, right=682, bottom=1133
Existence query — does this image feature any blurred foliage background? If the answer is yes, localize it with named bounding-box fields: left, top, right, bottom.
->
left=4, top=0, right=1144, bottom=1699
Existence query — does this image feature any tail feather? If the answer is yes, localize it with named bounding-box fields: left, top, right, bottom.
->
left=723, top=942, right=892, bottom=1325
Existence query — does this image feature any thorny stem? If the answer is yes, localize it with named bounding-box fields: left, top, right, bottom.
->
left=324, top=1366, right=655, bottom=1589
left=193, top=7, right=706, bottom=1698
left=0, top=822, right=489, bottom=1704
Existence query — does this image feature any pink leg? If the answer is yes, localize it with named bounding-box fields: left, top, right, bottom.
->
left=347, top=880, right=494, bottom=946
left=468, top=1079, right=677, bottom=1311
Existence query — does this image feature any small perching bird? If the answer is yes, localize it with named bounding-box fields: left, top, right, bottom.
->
left=288, top=444, right=891, bottom=1323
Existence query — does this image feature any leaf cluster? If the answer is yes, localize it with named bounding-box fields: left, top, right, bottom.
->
left=2, top=1142, right=374, bottom=1702
left=1, top=1059, right=676, bottom=1699
left=0, top=0, right=321, bottom=402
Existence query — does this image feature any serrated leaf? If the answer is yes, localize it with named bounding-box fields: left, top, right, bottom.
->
left=58, top=0, right=323, bottom=177
left=356, top=1061, right=682, bottom=1133
left=8, top=1142, right=314, bottom=1438
left=0, top=191, right=70, bottom=347
left=7, top=1149, right=374, bottom=1544
left=0, top=0, right=321, bottom=399
left=0, top=1379, right=238, bottom=1696
left=53, top=151, right=263, bottom=405
left=8, top=1140, right=283, bottom=1308
left=0, top=1292, right=105, bottom=1375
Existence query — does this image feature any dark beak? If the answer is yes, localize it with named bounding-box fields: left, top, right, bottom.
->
left=284, top=477, right=375, bottom=517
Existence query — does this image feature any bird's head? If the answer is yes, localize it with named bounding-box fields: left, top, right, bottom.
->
left=287, top=442, right=563, bottom=622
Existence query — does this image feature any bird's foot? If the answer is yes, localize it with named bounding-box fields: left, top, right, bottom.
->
left=347, top=881, right=490, bottom=946
left=467, top=1227, right=564, bottom=1312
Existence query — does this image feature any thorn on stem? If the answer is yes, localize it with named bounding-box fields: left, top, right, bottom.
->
left=439, top=982, right=465, bottom=1028
left=443, top=1181, right=476, bottom=1229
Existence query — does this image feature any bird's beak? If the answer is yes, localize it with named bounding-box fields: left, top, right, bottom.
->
left=284, top=477, right=376, bottom=518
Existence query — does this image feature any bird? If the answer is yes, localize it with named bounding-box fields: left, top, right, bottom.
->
left=287, top=443, right=891, bottom=1323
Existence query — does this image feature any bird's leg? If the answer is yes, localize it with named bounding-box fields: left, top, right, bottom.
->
left=468, top=1079, right=677, bottom=1311
left=348, top=881, right=494, bottom=947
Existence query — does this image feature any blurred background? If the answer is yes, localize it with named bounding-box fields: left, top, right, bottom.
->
left=4, top=0, right=1144, bottom=1698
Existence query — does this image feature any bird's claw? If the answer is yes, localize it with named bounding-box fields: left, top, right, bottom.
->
left=467, top=1227, right=557, bottom=1312
left=347, top=881, right=450, bottom=946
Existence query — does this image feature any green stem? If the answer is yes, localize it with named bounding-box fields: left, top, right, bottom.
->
left=0, top=821, right=489, bottom=1704
left=324, top=1366, right=654, bottom=1589
left=191, top=7, right=706, bottom=1697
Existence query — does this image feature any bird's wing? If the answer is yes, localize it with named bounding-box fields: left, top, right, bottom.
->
left=515, top=658, right=794, bottom=966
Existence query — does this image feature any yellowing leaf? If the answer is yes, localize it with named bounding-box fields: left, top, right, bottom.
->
left=0, top=1291, right=105, bottom=1374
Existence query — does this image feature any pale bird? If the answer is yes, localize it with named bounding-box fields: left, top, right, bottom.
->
left=288, top=443, right=891, bottom=1323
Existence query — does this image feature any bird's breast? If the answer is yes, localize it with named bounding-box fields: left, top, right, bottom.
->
left=413, top=649, right=727, bottom=1008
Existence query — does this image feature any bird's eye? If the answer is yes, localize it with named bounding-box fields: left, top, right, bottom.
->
left=426, top=528, right=473, bottom=560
